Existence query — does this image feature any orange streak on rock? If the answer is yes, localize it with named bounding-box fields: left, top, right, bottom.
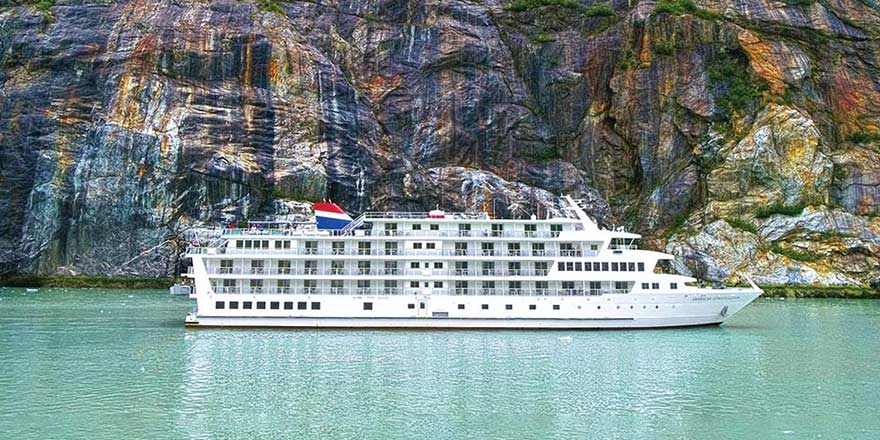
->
left=737, top=30, right=785, bottom=95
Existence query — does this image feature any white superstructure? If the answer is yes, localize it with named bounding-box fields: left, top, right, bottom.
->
left=182, top=197, right=761, bottom=329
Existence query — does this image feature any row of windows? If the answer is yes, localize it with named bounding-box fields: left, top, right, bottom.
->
left=215, top=301, right=321, bottom=310
left=642, top=282, right=677, bottom=290
left=558, top=262, right=645, bottom=272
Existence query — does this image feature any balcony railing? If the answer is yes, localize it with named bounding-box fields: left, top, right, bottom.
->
left=187, top=247, right=598, bottom=258
left=200, top=268, right=555, bottom=277
left=209, top=287, right=620, bottom=296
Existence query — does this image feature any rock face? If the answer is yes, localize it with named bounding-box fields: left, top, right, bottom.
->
left=1, top=0, right=879, bottom=284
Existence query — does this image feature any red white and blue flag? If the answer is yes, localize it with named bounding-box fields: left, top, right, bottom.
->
left=313, top=202, right=353, bottom=230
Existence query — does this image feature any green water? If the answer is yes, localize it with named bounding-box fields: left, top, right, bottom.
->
left=0, top=289, right=877, bottom=439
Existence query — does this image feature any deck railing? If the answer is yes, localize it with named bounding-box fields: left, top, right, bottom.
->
left=187, top=247, right=598, bottom=258
left=208, top=287, right=615, bottom=296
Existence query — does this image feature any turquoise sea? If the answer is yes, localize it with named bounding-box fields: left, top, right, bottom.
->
left=0, top=288, right=878, bottom=439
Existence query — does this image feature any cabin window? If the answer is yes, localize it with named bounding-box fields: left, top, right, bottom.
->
left=482, top=304, right=489, bottom=310
left=229, top=301, right=239, bottom=309
left=220, top=260, right=233, bottom=273
left=482, top=261, right=495, bottom=275
left=434, top=262, right=443, bottom=269
left=481, top=243, right=495, bottom=256
left=430, top=224, right=439, bottom=230
left=408, top=303, right=415, bottom=309
left=277, top=279, right=290, bottom=290
left=413, top=243, right=423, bottom=249
left=506, top=304, right=513, bottom=310
left=536, top=281, right=548, bottom=291
left=305, top=241, right=318, bottom=254
left=358, top=242, right=371, bottom=255
left=529, top=304, right=537, bottom=310
left=458, top=304, right=465, bottom=310
left=331, top=261, right=345, bottom=275
left=614, top=282, right=628, bottom=292
left=455, top=281, right=468, bottom=294
left=304, top=260, right=317, bottom=274
left=454, top=242, right=468, bottom=255
left=507, top=243, right=521, bottom=255
left=384, top=261, right=398, bottom=274
left=297, top=302, right=307, bottom=310
left=563, top=281, right=575, bottom=290
left=590, top=244, right=598, bottom=251
left=553, top=304, right=560, bottom=310
left=550, top=224, right=562, bottom=237
left=384, top=242, right=398, bottom=255
left=433, top=282, right=443, bottom=288
left=589, top=281, right=601, bottom=295
left=410, top=262, right=420, bottom=269
left=358, top=261, right=371, bottom=275
left=311, top=302, right=320, bottom=310
left=652, top=283, right=660, bottom=290
left=270, top=302, right=280, bottom=310
left=357, top=280, right=371, bottom=290
left=482, top=281, right=495, bottom=292
left=524, top=224, right=537, bottom=236
left=215, top=301, right=225, bottom=309
left=412, top=224, right=421, bottom=230
left=532, top=243, right=545, bottom=255
left=284, top=302, right=293, bottom=310
left=508, top=262, right=521, bottom=274
left=637, top=262, right=645, bottom=272
left=535, top=262, right=548, bottom=275
left=670, top=283, right=678, bottom=290
left=642, top=283, right=649, bottom=289
left=410, top=281, right=419, bottom=288
left=420, top=302, right=426, bottom=309
left=363, top=302, right=373, bottom=311
left=303, top=279, right=316, bottom=293
left=426, top=242, right=436, bottom=249
left=491, top=224, right=503, bottom=237
left=256, top=302, right=266, bottom=310
left=385, top=223, right=397, bottom=231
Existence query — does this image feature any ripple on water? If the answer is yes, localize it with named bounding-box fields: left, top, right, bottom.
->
left=1, top=291, right=879, bottom=439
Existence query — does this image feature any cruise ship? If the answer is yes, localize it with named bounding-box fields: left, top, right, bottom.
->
left=182, top=197, right=761, bottom=329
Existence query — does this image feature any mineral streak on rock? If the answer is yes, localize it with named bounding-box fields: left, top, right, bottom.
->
left=0, top=0, right=878, bottom=285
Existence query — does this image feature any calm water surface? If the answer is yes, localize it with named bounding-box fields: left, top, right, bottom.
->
left=0, top=288, right=878, bottom=439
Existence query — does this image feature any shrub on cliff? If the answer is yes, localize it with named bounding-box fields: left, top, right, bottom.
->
left=504, top=0, right=580, bottom=12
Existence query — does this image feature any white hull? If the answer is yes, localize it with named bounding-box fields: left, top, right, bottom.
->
left=186, top=315, right=729, bottom=329
left=185, top=291, right=761, bottom=330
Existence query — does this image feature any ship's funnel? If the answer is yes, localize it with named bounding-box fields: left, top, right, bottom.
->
left=314, top=202, right=353, bottom=230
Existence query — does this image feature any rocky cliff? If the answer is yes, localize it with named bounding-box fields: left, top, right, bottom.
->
left=1, top=0, right=878, bottom=285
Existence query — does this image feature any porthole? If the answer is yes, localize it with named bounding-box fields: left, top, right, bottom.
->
left=597, top=306, right=601, bottom=310
left=655, top=305, right=659, bottom=309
